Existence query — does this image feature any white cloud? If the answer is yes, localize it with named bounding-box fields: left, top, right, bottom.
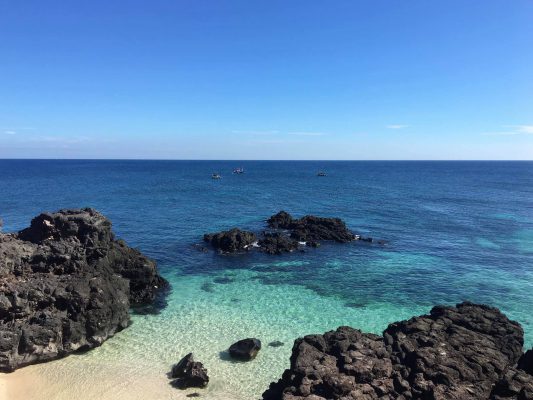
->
left=482, top=125, right=533, bottom=136
left=386, top=124, right=409, bottom=129
left=515, top=125, right=533, bottom=134
left=231, top=130, right=279, bottom=136
left=4, top=130, right=16, bottom=135
left=287, top=132, right=325, bottom=136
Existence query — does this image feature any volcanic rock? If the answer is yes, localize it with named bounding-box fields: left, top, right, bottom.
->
left=262, top=302, right=531, bottom=400
left=170, top=353, right=209, bottom=389
left=203, top=228, right=256, bottom=253
left=229, top=338, right=262, bottom=361
left=0, top=208, right=167, bottom=372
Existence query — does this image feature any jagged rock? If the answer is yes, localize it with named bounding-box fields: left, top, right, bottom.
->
left=0, top=208, right=167, bottom=372
left=259, top=233, right=299, bottom=254
left=203, top=228, right=256, bottom=253
left=229, top=338, right=262, bottom=360
left=518, top=349, right=533, bottom=375
left=267, top=211, right=355, bottom=242
left=267, top=211, right=294, bottom=229
left=204, top=211, right=363, bottom=255
left=262, top=302, right=530, bottom=400
left=171, top=352, right=195, bottom=378
left=490, top=368, right=533, bottom=399
left=170, top=353, right=209, bottom=389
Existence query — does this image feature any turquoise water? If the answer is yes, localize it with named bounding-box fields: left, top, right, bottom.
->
left=0, top=160, right=532, bottom=399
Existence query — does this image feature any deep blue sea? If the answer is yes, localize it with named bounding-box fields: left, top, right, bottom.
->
left=1, top=160, right=532, bottom=400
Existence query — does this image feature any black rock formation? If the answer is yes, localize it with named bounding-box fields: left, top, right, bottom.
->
left=519, top=349, right=533, bottom=375
left=267, top=211, right=355, bottom=243
left=259, top=232, right=299, bottom=255
left=204, top=211, right=374, bottom=255
left=229, top=338, right=262, bottom=361
left=0, top=208, right=168, bottom=372
left=170, top=353, right=209, bottom=389
left=262, top=302, right=533, bottom=400
left=203, top=228, right=257, bottom=253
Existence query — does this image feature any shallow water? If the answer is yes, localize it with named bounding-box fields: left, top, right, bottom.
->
left=0, top=160, right=532, bottom=399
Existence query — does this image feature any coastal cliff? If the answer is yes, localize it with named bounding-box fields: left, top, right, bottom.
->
left=263, top=302, right=533, bottom=400
left=0, top=208, right=167, bottom=372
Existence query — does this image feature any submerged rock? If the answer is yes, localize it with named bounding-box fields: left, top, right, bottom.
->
left=262, top=302, right=532, bottom=400
left=170, top=353, right=209, bottom=389
left=0, top=208, right=168, bottom=372
left=229, top=338, right=262, bottom=361
left=203, top=228, right=257, bottom=253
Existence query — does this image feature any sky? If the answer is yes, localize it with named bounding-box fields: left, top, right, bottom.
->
left=0, top=0, right=532, bottom=160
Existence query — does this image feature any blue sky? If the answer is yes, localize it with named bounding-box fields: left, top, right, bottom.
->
left=0, top=0, right=532, bottom=159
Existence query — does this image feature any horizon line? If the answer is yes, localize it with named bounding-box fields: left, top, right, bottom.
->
left=0, top=158, right=532, bottom=162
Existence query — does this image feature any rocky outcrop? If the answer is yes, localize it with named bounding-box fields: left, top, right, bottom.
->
left=170, top=353, right=209, bottom=389
left=229, top=338, right=262, bottom=361
left=258, top=233, right=299, bottom=255
left=203, top=228, right=257, bottom=253
left=204, top=211, right=376, bottom=255
left=489, top=348, right=533, bottom=399
left=267, top=211, right=355, bottom=242
left=0, top=208, right=168, bottom=372
left=263, top=302, right=533, bottom=400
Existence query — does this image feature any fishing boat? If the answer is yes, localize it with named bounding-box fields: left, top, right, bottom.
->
left=233, top=167, right=245, bottom=174
left=317, top=171, right=327, bottom=177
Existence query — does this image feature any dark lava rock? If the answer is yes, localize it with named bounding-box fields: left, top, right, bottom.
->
left=259, top=232, right=299, bottom=254
left=171, top=352, right=195, bottom=378
left=490, top=368, right=533, bottom=399
left=518, top=349, right=533, bottom=375
left=204, top=211, right=367, bottom=256
left=267, top=211, right=294, bottom=229
left=267, top=211, right=355, bottom=243
left=268, top=341, right=285, bottom=348
left=262, top=302, right=531, bottom=400
left=229, top=338, right=262, bottom=361
left=203, top=228, right=256, bottom=253
left=0, top=208, right=168, bottom=372
left=170, top=353, right=209, bottom=389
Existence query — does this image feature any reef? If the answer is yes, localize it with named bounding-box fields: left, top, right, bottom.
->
left=204, top=211, right=380, bottom=255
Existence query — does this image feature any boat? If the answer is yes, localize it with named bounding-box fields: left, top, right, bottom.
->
left=212, top=173, right=221, bottom=179
left=317, top=171, right=327, bottom=176
left=233, top=167, right=245, bottom=174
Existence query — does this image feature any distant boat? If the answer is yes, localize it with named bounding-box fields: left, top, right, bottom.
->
left=212, top=173, right=221, bottom=179
left=317, top=171, right=327, bottom=177
left=233, top=167, right=245, bottom=174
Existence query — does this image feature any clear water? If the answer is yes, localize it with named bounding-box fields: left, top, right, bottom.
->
left=0, top=160, right=532, bottom=399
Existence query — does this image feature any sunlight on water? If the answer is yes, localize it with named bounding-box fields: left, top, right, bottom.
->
left=2, top=269, right=430, bottom=400
left=1, top=160, right=532, bottom=400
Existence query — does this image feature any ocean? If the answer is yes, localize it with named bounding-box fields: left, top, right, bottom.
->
left=1, top=160, right=532, bottom=400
